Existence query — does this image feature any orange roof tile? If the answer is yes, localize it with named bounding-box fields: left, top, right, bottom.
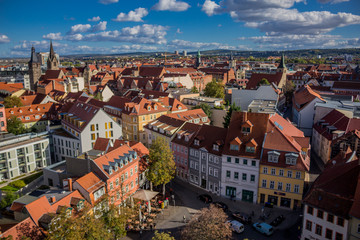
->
left=75, top=172, right=105, bottom=194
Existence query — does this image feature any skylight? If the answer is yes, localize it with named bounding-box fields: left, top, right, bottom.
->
left=274, top=121, right=283, bottom=130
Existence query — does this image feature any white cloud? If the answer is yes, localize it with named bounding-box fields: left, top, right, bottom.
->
left=153, top=0, right=190, bottom=11
left=66, top=24, right=168, bottom=45
left=99, top=0, right=118, bottom=4
left=69, top=24, right=91, bottom=34
left=0, top=34, right=10, bottom=43
left=88, top=16, right=101, bottom=22
left=91, top=21, right=107, bottom=32
left=113, top=8, right=148, bottom=22
left=240, top=34, right=360, bottom=49
left=201, top=0, right=360, bottom=35
left=169, top=39, right=235, bottom=50
left=42, top=32, right=63, bottom=40
left=176, top=28, right=183, bottom=34
left=111, top=44, right=159, bottom=52
left=318, top=0, right=349, bottom=4
left=202, top=0, right=220, bottom=16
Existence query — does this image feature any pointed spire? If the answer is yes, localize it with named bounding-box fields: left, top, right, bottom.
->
left=230, top=51, right=234, bottom=61
left=278, top=53, right=286, bottom=69
left=49, top=40, right=55, bottom=59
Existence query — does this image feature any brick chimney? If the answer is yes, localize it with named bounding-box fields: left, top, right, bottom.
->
left=50, top=196, right=56, bottom=203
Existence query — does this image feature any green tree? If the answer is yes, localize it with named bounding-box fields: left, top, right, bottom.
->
left=190, top=86, right=199, bottom=93
left=192, top=103, right=212, bottom=118
left=152, top=231, right=175, bottom=240
left=181, top=205, right=232, bottom=240
left=4, top=96, right=23, bottom=108
left=258, top=78, right=270, bottom=86
left=223, top=103, right=241, bottom=128
left=93, top=92, right=103, bottom=101
left=101, top=204, right=127, bottom=239
left=146, top=137, right=175, bottom=195
left=204, top=80, right=225, bottom=99
left=0, top=191, right=19, bottom=209
left=7, top=116, right=26, bottom=135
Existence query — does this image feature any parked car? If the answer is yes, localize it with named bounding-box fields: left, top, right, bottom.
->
left=197, top=194, right=213, bottom=203
left=213, top=201, right=228, bottom=212
left=232, top=212, right=252, bottom=224
left=252, top=222, right=274, bottom=236
left=227, top=220, right=244, bottom=233
left=270, top=214, right=285, bottom=226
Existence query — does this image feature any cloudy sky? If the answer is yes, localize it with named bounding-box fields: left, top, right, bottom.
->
left=0, top=0, right=359, bottom=57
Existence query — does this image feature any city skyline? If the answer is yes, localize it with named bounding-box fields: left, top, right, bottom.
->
left=0, top=0, right=359, bottom=57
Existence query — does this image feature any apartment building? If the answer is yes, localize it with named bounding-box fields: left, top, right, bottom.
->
left=0, top=132, right=50, bottom=180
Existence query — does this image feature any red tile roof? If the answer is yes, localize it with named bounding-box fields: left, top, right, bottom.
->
left=293, top=85, right=324, bottom=111
left=246, top=72, right=284, bottom=90
left=5, top=103, right=54, bottom=123
left=166, top=109, right=210, bottom=124
left=0, top=217, right=43, bottom=240
left=122, top=97, right=167, bottom=116
left=0, top=82, right=23, bottom=94
left=157, top=97, right=187, bottom=112
left=75, top=172, right=105, bottom=194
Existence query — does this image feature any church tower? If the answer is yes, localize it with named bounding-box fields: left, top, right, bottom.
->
left=195, top=50, right=201, bottom=68
left=47, top=41, right=59, bottom=70
left=277, top=54, right=287, bottom=73
left=28, top=46, right=41, bottom=91
left=229, top=52, right=236, bottom=70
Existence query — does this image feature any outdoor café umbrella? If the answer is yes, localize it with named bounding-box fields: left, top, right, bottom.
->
left=132, top=189, right=159, bottom=202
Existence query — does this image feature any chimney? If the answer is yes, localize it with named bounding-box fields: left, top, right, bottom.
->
left=125, top=141, right=130, bottom=147
left=50, top=196, right=56, bottom=203
left=68, top=178, right=73, bottom=191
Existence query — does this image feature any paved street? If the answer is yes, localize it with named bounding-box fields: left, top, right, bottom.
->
left=123, top=179, right=303, bottom=240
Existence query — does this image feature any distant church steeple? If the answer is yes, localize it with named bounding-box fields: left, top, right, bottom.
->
left=47, top=41, right=59, bottom=70
left=277, top=54, right=287, bottom=73
left=229, top=51, right=236, bottom=69
left=195, top=50, right=201, bottom=68
left=28, top=46, right=41, bottom=91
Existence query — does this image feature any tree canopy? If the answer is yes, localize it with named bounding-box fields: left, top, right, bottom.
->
left=7, top=116, right=26, bottom=135
left=204, top=80, right=225, bottom=99
left=181, top=205, right=232, bottom=240
left=152, top=231, right=175, bottom=240
left=192, top=103, right=212, bottom=119
left=4, top=96, right=23, bottom=108
left=282, top=80, right=295, bottom=104
left=258, top=78, right=270, bottom=86
left=190, top=86, right=199, bottom=93
left=223, top=103, right=241, bottom=128
left=146, top=137, right=175, bottom=195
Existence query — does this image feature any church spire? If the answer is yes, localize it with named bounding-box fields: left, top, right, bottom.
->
left=47, top=40, right=59, bottom=70
left=49, top=40, right=55, bottom=59
left=278, top=53, right=286, bottom=69
left=196, top=50, right=201, bottom=68
left=29, top=46, right=38, bottom=63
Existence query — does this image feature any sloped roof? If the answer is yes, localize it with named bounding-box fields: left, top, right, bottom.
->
left=166, top=109, right=210, bottom=124
left=293, top=85, right=324, bottom=111
left=62, top=101, right=101, bottom=131
left=5, top=103, right=54, bottom=123
left=246, top=72, right=284, bottom=90
left=190, top=124, right=227, bottom=156
left=75, top=172, right=105, bottom=194
left=0, top=217, right=43, bottom=240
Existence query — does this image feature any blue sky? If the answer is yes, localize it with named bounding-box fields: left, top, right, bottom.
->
left=0, top=0, right=359, bottom=57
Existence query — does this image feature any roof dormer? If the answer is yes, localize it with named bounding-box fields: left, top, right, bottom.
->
left=245, top=138, right=257, bottom=153
left=241, top=120, right=253, bottom=134
left=230, top=137, right=242, bottom=151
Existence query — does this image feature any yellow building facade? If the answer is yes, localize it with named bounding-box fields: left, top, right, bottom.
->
left=258, top=165, right=307, bottom=209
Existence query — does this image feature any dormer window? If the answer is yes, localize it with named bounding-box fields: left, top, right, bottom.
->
left=179, top=106, right=182, bottom=110
left=245, top=138, right=257, bottom=153
left=109, top=167, right=113, bottom=175
left=115, top=165, right=118, bottom=171
left=230, top=144, right=239, bottom=151
left=246, top=146, right=255, bottom=153
left=242, top=120, right=253, bottom=134
left=185, top=136, right=189, bottom=142
left=285, top=153, right=298, bottom=165
left=194, top=139, right=200, bottom=146
left=177, top=134, right=181, bottom=139
left=268, top=151, right=280, bottom=163
left=148, top=106, right=151, bottom=111
left=242, top=127, right=250, bottom=133
left=154, top=105, right=158, bottom=110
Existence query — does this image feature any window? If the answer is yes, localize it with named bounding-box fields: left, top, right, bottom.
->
left=294, top=184, right=300, bottom=193
left=125, top=172, right=128, bottom=179
left=286, top=156, right=297, bottom=165
left=250, top=175, right=255, bottom=182
left=235, top=158, right=239, bottom=164
left=271, top=168, right=276, bottom=175
left=263, top=167, right=268, bottom=174
left=130, top=168, right=133, bottom=176
left=91, top=124, right=95, bottom=131
left=242, top=173, right=247, bottom=181
left=305, top=220, right=312, bottom=231
left=335, top=232, right=343, bottom=240
left=227, top=157, right=231, bottom=163
left=243, top=159, right=248, bottom=165
left=307, top=206, right=314, bottom=215
left=135, top=165, right=138, bottom=173
left=327, top=214, right=334, bottom=223
left=105, top=122, right=108, bottom=129
left=325, top=229, right=333, bottom=239
left=242, top=127, right=250, bottom=133
left=246, top=146, right=255, bottom=153
left=230, top=144, right=239, bottom=151
left=91, top=133, right=95, bottom=140
left=269, top=181, right=274, bottom=189
left=317, top=210, right=324, bottom=219
left=214, top=169, right=218, bottom=177
left=268, top=151, right=280, bottom=163
left=110, top=182, right=113, bottom=190
left=202, top=164, right=206, bottom=173
left=277, top=182, right=283, bottom=190
left=287, top=171, right=292, bottom=178
left=209, top=155, right=213, bottom=162
left=279, top=169, right=284, bottom=176
left=357, top=224, right=360, bottom=233
left=234, top=172, right=239, bottom=179
left=226, top=171, right=231, bottom=178
left=296, top=172, right=301, bottom=179
left=262, top=179, right=267, bottom=188
left=315, top=224, right=322, bottom=236
left=337, top=217, right=344, bottom=227
left=251, top=160, right=256, bottom=166
left=209, top=167, right=213, bottom=176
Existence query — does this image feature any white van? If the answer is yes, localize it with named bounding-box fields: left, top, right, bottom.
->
left=227, top=220, right=244, bottom=233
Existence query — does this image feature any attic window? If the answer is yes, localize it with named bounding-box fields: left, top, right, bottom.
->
left=285, top=153, right=298, bottom=165
left=213, top=144, right=219, bottom=151
left=194, top=139, right=200, bottom=146
left=242, top=127, right=250, bottom=133
left=177, top=134, right=181, bottom=139
left=178, top=106, right=182, bottom=110
left=245, top=146, right=255, bottom=153
left=148, top=106, right=151, bottom=111
left=185, top=136, right=189, bottom=142
left=115, top=165, right=118, bottom=171
left=154, top=105, right=158, bottom=110
left=230, top=144, right=239, bottom=151
left=109, top=167, right=113, bottom=175
left=268, top=151, right=280, bottom=163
